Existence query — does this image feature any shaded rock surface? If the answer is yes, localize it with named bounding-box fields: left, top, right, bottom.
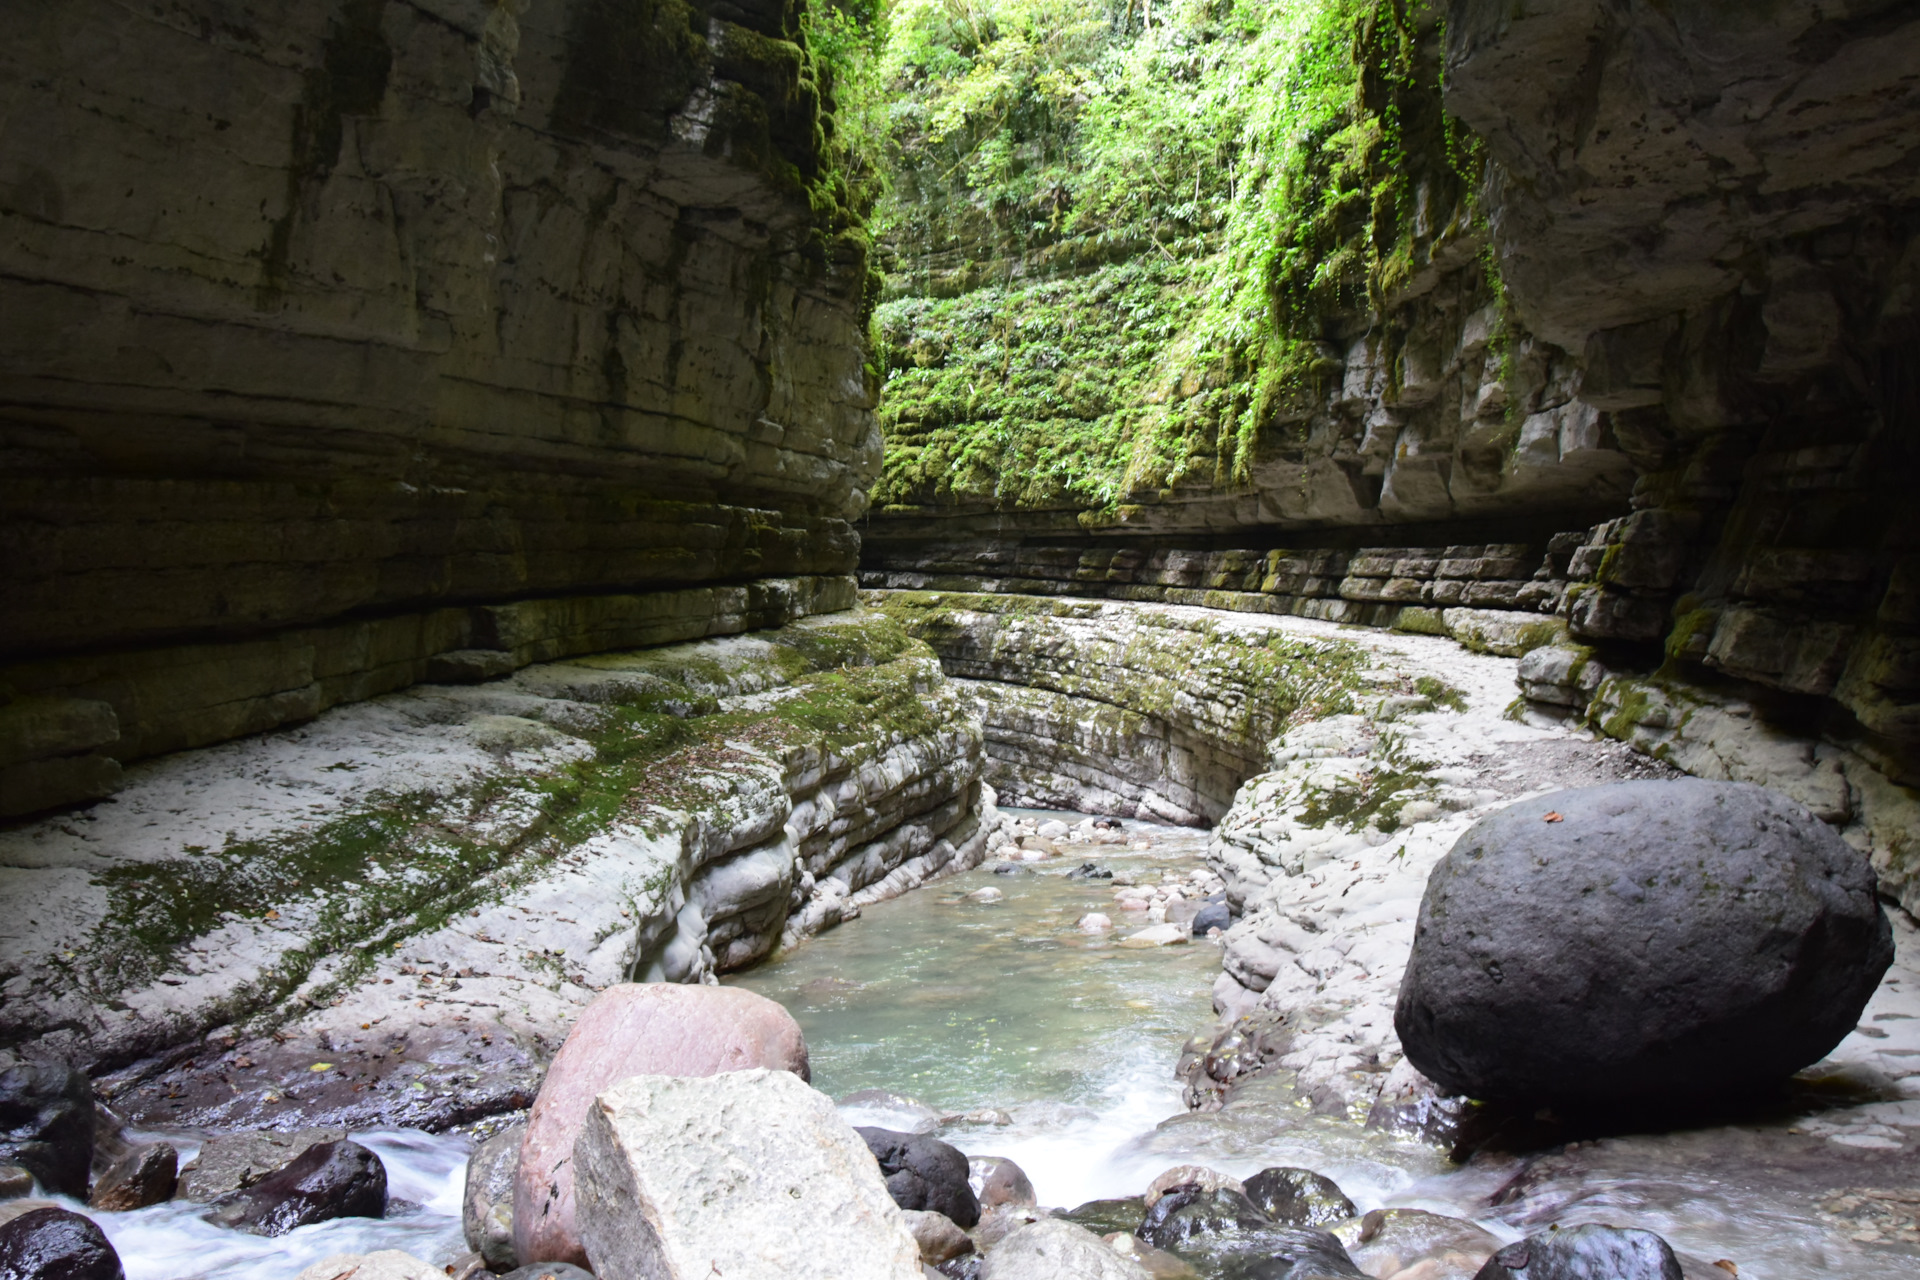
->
left=0, top=0, right=879, bottom=810
left=176, top=1128, right=345, bottom=1204
left=86, top=1142, right=175, bottom=1212
left=1396, top=780, right=1893, bottom=1104
left=858, top=1128, right=982, bottom=1229
left=0, top=1065, right=90, bottom=1200
left=573, top=1069, right=922, bottom=1280
left=1335, top=1210, right=1501, bottom=1280
left=515, top=983, right=810, bottom=1266
left=204, top=1139, right=387, bottom=1238
left=0, top=1206, right=123, bottom=1280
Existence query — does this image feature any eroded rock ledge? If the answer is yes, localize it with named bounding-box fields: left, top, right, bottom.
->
left=0, top=611, right=996, bottom=1131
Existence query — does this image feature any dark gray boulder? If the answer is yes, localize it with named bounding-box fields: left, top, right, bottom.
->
left=1395, top=779, right=1892, bottom=1104
left=1242, top=1168, right=1354, bottom=1228
left=0, top=1065, right=92, bottom=1199
left=1192, top=901, right=1233, bottom=936
left=855, top=1127, right=980, bottom=1228
left=0, top=1207, right=123, bottom=1280
left=203, top=1139, right=386, bottom=1236
left=1138, top=1185, right=1364, bottom=1280
left=1472, top=1224, right=1682, bottom=1280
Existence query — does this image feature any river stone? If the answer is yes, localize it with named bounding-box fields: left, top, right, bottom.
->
left=513, top=983, right=809, bottom=1265
left=1241, top=1168, right=1353, bottom=1228
left=87, top=1142, right=176, bottom=1212
left=573, top=1068, right=922, bottom=1280
left=1472, top=1225, right=1682, bottom=1280
left=1104, top=1234, right=1200, bottom=1280
left=0, top=1168, right=31, bottom=1200
left=977, top=1219, right=1151, bottom=1280
left=968, top=1156, right=1037, bottom=1210
left=0, top=1206, right=123, bottom=1280
left=1060, top=1198, right=1147, bottom=1236
left=1138, top=1187, right=1364, bottom=1280
left=463, top=1122, right=524, bottom=1270
left=1336, top=1209, right=1500, bottom=1280
left=1191, top=902, right=1232, bottom=936
left=1395, top=780, right=1894, bottom=1104
left=293, top=1253, right=444, bottom=1280
left=175, top=1127, right=347, bottom=1203
left=903, top=1209, right=973, bottom=1264
left=857, top=1128, right=982, bottom=1228
left=203, top=1139, right=387, bottom=1236
left=1144, top=1166, right=1243, bottom=1208
left=0, top=1064, right=92, bottom=1199
left=498, top=1266, right=597, bottom=1280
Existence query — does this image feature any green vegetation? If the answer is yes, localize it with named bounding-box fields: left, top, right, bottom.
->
left=81, top=614, right=953, bottom=1022
left=829, top=0, right=1483, bottom=512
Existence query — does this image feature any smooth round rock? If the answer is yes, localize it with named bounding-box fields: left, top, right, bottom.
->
left=461, top=1121, right=523, bottom=1270
left=0, top=1206, right=124, bottom=1280
left=1395, top=780, right=1893, bottom=1104
left=856, top=1128, right=980, bottom=1228
left=512, top=982, right=809, bottom=1266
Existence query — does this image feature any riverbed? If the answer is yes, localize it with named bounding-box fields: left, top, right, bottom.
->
left=63, top=813, right=1920, bottom=1279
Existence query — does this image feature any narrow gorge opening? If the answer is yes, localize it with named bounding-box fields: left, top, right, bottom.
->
left=3, top=1, right=1919, bottom=1278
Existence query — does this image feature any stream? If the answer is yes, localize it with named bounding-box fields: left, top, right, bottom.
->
left=62, top=814, right=1920, bottom=1278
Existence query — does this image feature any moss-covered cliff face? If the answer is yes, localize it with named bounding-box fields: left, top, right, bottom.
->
left=864, top=0, right=1920, bottom=790
left=0, top=0, right=883, bottom=814
left=861, top=0, right=1634, bottom=536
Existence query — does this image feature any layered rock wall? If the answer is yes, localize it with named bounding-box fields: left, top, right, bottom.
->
left=0, top=611, right=995, bottom=1127
left=873, top=591, right=1366, bottom=825
left=0, top=0, right=878, bottom=814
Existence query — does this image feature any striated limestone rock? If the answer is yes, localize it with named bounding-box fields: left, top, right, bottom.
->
left=0, top=0, right=878, bottom=810
left=1, top=611, right=993, bottom=1129
left=572, top=1069, right=923, bottom=1280
left=874, top=592, right=1366, bottom=824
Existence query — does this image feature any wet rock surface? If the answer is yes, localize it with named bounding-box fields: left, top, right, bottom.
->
left=0, top=1206, right=123, bottom=1280
left=0, top=1064, right=91, bottom=1199
left=203, top=1139, right=388, bottom=1237
left=1396, top=780, right=1893, bottom=1104
left=1241, top=1168, right=1354, bottom=1229
left=1472, top=1225, right=1682, bottom=1280
left=978, top=1219, right=1152, bottom=1280
left=86, top=1141, right=176, bottom=1212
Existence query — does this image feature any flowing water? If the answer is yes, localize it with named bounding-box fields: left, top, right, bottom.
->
left=74, top=813, right=1920, bottom=1277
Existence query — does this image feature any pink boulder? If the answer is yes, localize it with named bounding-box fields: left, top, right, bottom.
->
left=512, top=983, right=810, bottom=1266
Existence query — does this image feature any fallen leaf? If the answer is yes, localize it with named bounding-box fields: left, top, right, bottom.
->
left=1542, top=812, right=1564, bottom=823
left=263, top=909, right=280, bottom=921
left=310, top=1062, right=333, bottom=1072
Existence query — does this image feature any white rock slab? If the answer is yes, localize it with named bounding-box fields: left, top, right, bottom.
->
left=574, top=1068, right=923, bottom=1280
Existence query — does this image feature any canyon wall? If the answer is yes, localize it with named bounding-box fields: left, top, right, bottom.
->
left=864, top=1, right=1920, bottom=834
left=0, top=0, right=878, bottom=815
